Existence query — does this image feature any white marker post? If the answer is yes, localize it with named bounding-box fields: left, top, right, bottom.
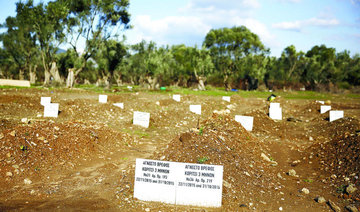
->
left=175, top=163, right=223, bottom=207
left=235, top=115, right=254, bottom=131
left=320, top=105, right=331, bottom=114
left=134, top=159, right=177, bottom=204
left=173, top=94, right=181, bottom=102
left=127, top=86, right=133, bottom=91
left=99, top=95, right=108, bottom=103
left=113, top=103, right=124, bottom=109
left=133, top=159, right=223, bottom=207
left=222, top=96, right=230, bottom=103
left=40, top=97, right=51, bottom=106
left=190, top=105, right=201, bottom=115
left=133, top=111, right=150, bottom=128
left=43, top=103, right=59, bottom=118
left=329, top=110, right=344, bottom=122
left=269, top=103, right=282, bottom=120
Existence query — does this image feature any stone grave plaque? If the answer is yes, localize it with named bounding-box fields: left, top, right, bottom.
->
left=99, top=95, right=108, bottom=103
left=134, top=159, right=177, bottom=204
left=175, top=163, right=223, bottom=207
left=40, top=97, right=51, bottom=106
left=173, top=94, right=181, bottom=102
left=222, top=96, right=230, bottom=102
left=113, top=103, right=124, bottom=109
left=329, top=110, right=344, bottom=122
left=134, top=159, right=224, bottom=207
left=44, top=103, right=59, bottom=118
left=133, top=111, right=150, bottom=128
left=235, top=115, right=254, bottom=131
left=190, top=105, right=201, bottom=115
left=320, top=105, right=331, bottom=114
left=269, top=106, right=282, bottom=120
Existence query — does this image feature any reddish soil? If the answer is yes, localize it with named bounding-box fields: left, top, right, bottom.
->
left=0, top=88, right=359, bottom=211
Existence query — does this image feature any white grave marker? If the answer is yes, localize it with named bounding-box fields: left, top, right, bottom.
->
left=235, top=115, right=254, bottom=131
left=190, top=105, right=201, bottom=115
left=222, top=96, right=230, bottom=102
left=127, top=86, right=133, bottom=90
left=134, top=159, right=177, bottom=204
left=329, top=110, right=344, bottom=122
left=173, top=94, right=181, bottom=102
left=134, top=158, right=223, bottom=207
left=269, top=106, right=282, bottom=120
left=40, top=97, right=51, bottom=106
left=99, top=95, right=108, bottom=103
left=133, top=111, right=150, bottom=128
left=316, top=100, right=325, bottom=104
left=43, top=103, right=59, bottom=118
left=320, top=105, right=331, bottom=114
left=270, top=102, right=280, bottom=109
left=113, top=103, right=124, bottom=109
left=175, top=163, right=223, bottom=207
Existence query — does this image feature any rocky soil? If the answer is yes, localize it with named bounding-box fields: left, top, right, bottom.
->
left=0, top=87, right=359, bottom=211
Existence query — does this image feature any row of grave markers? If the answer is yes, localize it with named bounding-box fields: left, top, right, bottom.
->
left=318, top=103, right=344, bottom=122
left=40, top=94, right=344, bottom=130
left=38, top=93, right=346, bottom=208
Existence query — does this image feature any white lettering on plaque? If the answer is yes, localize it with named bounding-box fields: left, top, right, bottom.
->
left=222, top=96, right=230, bottom=102
left=235, top=115, right=254, bottom=131
left=134, top=158, right=223, bottom=207
left=190, top=105, right=201, bottom=115
left=173, top=94, right=181, bottom=102
left=113, top=103, right=124, bottom=109
left=329, top=110, right=344, bottom=122
left=40, top=97, right=51, bottom=106
left=133, top=111, right=150, bottom=128
left=99, top=95, right=107, bottom=103
left=320, top=105, right=331, bottom=114
left=43, top=103, right=59, bottom=118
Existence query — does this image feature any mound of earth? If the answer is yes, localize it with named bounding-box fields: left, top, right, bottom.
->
left=307, top=117, right=360, bottom=202
left=117, top=114, right=288, bottom=211
left=0, top=120, right=133, bottom=190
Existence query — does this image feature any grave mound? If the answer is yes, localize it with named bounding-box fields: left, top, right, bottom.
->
left=308, top=117, right=360, bottom=201
left=119, top=114, right=283, bottom=210
left=0, top=121, right=133, bottom=190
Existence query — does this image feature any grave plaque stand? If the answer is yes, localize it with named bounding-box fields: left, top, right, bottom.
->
left=133, top=111, right=150, bottom=128
left=134, top=158, right=223, bottom=207
left=235, top=115, right=254, bottom=131
left=190, top=105, right=201, bottom=115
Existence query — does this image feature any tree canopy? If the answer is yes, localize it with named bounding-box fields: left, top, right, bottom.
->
left=0, top=1, right=359, bottom=91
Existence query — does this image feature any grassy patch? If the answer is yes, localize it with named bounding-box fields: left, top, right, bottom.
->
left=122, top=129, right=149, bottom=138
left=303, top=179, right=313, bottom=183
left=197, top=156, right=209, bottom=164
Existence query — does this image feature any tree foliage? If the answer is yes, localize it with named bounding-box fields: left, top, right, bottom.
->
left=0, top=1, right=359, bottom=91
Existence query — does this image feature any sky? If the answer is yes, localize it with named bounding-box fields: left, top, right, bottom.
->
left=0, top=0, right=359, bottom=57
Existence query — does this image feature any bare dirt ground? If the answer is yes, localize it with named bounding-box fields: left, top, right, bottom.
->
left=0, top=88, right=359, bottom=211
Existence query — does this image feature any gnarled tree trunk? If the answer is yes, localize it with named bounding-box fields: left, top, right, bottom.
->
left=146, top=75, right=158, bottom=90
left=19, top=68, right=24, bottom=80
left=29, top=65, right=37, bottom=84
left=197, top=76, right=206, bottom=90
left=49, top=61, right=63, bottom=85
left=66, top=68, right=75, bottom=88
